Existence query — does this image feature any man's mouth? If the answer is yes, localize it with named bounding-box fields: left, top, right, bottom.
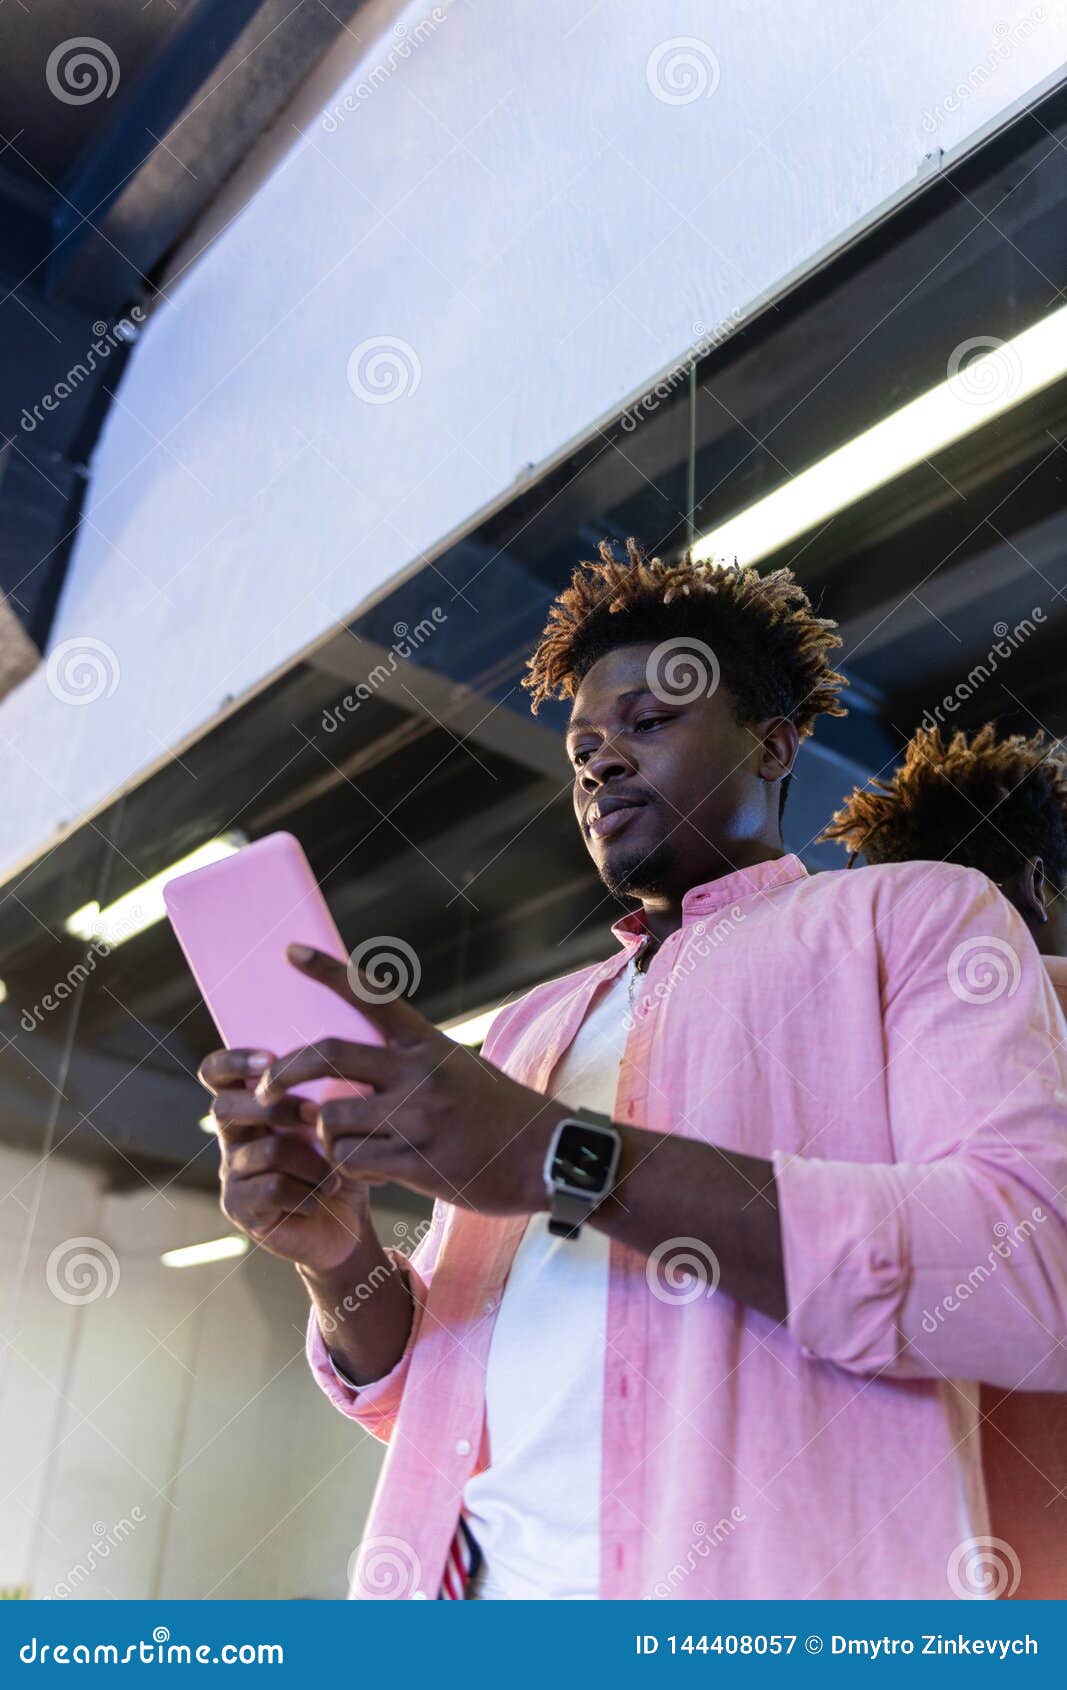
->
left=586, top=798, right=646, bottom=841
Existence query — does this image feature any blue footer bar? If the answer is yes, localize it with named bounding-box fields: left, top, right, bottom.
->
left=1, top=1600, right=1064, bottom=1685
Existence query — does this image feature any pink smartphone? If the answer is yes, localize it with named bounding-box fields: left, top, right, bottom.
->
left=163, top=831, right=383, bottom=1105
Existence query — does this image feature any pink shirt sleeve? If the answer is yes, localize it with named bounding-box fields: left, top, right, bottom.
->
left=775, top=868, right=1067, bottom=1391
left=304, top=1201, right=449, bottom=1441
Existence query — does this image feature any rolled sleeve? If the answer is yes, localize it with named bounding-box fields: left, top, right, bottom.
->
left=774, top=1151, right=910, bottom=1372
left=775, top=869, right=1067, bottom=1391
left=305, top=1250, right=429, bottom=1441
left=304, top=1201, right=449, bottom=1441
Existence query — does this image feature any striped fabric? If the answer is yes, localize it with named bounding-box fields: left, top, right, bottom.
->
left=439, top=1516, right=481, bottom=1599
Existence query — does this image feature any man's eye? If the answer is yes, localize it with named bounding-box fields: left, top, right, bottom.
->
left=634, top=715, right=668, bottom=732
left=571, top=748, right=593, bottom=767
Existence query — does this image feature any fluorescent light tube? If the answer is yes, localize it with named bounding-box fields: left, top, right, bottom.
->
left=440, top=1005, right=500, bottom=1046
left=691, top=305, right=1067, bottom=568
left=65, top=833, right=245, bottom=947
left=161, top=1235, right=249, bottom=1269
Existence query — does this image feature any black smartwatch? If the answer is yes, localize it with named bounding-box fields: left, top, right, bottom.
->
left=543, top=1112, right=622, bottom=1239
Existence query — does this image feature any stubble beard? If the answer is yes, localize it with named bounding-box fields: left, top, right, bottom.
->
left=597, top=838, right=675, bottom=902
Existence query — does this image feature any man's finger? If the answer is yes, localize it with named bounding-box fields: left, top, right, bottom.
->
left=315, top=1093, right=397, bottom=1153
left=317, top=1094, right=391, bottom=1134
left=286, top=944, right=431, bottom=1047
left=225, top=1170, right=322, bottom=1224
left=198, top=1047, right=275, bottom=1094
left=211, top=1090, right=311, bottom=1142
left=227, top=1133, right=335, bottom=1188
left=329, top=1130, right=411, bottom=1184
left=255, top=1037, right=401, bottom=1104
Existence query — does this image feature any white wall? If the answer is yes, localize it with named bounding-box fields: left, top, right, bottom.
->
left=0, top=1143, right=391, bottom=1598
left=1, top=0, right=1064, bottom=879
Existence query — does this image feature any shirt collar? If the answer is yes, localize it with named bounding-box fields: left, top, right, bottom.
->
left=610, top=853, right=809, bottom=950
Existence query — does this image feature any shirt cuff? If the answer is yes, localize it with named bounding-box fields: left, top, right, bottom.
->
left=773, top=1149, right=909, bottom=1373
left=304, top=1250, right=426, bottom=1425
left=327, top=1351, right=359, bottom=1388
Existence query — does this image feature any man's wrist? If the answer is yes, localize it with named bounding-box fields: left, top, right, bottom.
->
left=537, top=1108, right=632, bottom=1227
left=295, top=1233, right=380, bottom=1305
left=588, top=1122, right=645, bottom=1226
left=519, top=1099, right=571, bottom=1211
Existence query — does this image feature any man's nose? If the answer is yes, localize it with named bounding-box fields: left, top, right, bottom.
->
left=581, top=741, right=635, bottom=789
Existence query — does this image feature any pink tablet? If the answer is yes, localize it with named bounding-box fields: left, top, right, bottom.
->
left=163, top=831, right=384, bottom=1105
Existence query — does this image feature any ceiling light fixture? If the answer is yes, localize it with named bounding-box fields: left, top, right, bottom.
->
left=691, top=306, right=1067, bottom=568
left=439, top=1004, right=501, bottom=1047
left=66, top=833, right=245, bottom=948
left=161, top=1235, right=249, bottom=1269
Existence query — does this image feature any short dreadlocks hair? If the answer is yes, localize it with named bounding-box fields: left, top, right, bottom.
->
left=821, top=723, right=1067, bottom=889
left=524, top=539, right=847, bottom=755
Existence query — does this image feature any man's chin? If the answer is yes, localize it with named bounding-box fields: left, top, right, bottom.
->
left=596, top=840, right=673, bottom=901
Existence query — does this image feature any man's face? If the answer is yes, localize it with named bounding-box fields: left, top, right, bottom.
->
left=566, top=641, right=780, bottom=903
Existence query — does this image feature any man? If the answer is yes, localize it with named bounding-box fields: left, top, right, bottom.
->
left=199, top=541, right=1067, bottom=1600
left=823, top=720, right=1067, bottom=1599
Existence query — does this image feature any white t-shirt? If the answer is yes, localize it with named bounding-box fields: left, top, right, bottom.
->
left=463, top=963, right=637, bottom=1599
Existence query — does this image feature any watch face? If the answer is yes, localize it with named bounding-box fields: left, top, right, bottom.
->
left=550, top=1122, right=617, bottom=1197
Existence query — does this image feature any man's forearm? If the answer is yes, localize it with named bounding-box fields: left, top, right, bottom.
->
left=298, top=1223, right=415, bottom=1387
left=589, top=1124, right=788, bottom=1324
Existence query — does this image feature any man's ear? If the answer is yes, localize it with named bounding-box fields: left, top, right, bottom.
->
left=1002, top=856, right=1049, bottom=925
left=756, top=717, right=800, bottom=784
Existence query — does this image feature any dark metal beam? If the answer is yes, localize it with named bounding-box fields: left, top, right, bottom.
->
left=47, top=0, right=270, bottom=296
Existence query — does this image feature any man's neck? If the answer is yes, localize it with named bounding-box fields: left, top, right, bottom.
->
left=637, top=842, right=786, bottom=948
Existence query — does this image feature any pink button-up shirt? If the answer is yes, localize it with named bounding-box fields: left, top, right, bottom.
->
left=983, top=953, right=1067, bottom=1599
left=307, top=855, right=1067, bottom=1599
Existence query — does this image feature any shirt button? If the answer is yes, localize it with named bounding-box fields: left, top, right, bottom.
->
left=412, top=1590, right=428, bottom=1600
left=455, top=1438, right=471, bottom=1456
left=483, top=1298, right=496, bottom=1313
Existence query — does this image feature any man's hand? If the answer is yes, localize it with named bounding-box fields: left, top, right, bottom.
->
left=253, top=944, right=568, bottom=1213
left=199, top=1045, right=376, bottom=1277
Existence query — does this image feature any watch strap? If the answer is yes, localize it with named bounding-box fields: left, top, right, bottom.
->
left=546, top=1188, right=595, bottom=1240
